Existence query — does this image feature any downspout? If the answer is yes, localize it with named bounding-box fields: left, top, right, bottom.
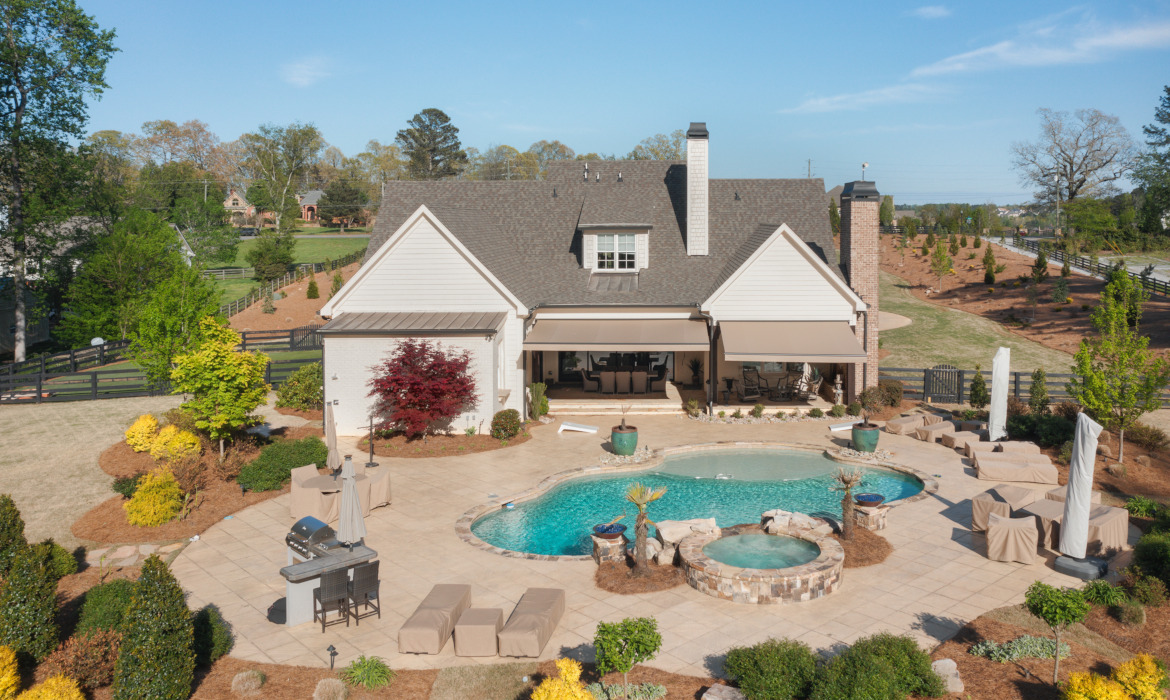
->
left=860, top=308, right=870, bottom=391
left=697, top=306, right=715, bottom=414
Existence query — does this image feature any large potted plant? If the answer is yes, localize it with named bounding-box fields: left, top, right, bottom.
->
left=611, top=406, right=638, bottom=456
left=687, top=357, right=703, bottom=389
left=850, top=386, right=883, bottom=452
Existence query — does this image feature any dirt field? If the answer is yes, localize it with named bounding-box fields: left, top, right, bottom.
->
left=228, top=262, right=359, bottom=332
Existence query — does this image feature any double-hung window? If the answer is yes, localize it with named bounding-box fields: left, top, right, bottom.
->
left=596, top=233, right=636, bottom=270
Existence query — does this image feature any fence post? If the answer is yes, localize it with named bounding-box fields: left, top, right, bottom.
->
left=958, top=370, right=965, bottom=405
left=99, top=344, right=105, bottom=366
left=36, top=371, right=42, bottom=404
left=1013, top=372, right=1021, bottom=400
left=92, top=372, right=98, bottom=400
left=265, top=362, right=273, bottom=386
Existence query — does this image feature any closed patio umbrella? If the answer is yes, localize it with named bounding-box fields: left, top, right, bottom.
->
left=325, top=403, right=342, bottom=473
left=1059, top=413, right=1104, bottom=558
left=337, top=455, right=367, bottom=547
left=989, top=347, right=1010, bottom=441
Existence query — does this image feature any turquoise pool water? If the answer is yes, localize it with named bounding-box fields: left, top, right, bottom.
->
left=470, top=448, right=922, bottom=556
left=702, top=533, right=820, bottom=569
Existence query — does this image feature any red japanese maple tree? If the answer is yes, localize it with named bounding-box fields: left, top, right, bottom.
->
left=368, top=339, right=478, bottom=439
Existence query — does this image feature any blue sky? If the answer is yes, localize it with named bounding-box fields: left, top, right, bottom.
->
left=81, top=1, right=1170, bottom=205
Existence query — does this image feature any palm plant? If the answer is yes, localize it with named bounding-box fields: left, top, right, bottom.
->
left=625, top=483, right=667, bottom=577
left=833, top=467, right=864, bottom=541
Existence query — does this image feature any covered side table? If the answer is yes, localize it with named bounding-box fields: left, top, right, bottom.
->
left=987, top=513, right=1038, bottom=564
left=971, top=484, right=1039, bottom=532
left=455, top=608, right=503, bottom=657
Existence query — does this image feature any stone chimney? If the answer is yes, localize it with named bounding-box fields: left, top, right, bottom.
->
left=840, top=180, right=880, bottom=399
left=686, top=122, right=709, bottom=256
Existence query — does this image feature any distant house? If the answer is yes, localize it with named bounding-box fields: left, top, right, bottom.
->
left=298, top=190, right=325, bottom=223
left=893, top=209, right=916, bottom=222
left=223, top=188, right=255, bottom=226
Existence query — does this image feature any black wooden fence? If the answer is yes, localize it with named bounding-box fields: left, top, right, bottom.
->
left=880, top=366, right=1170, bottom=404
left=216, top=249, right=364, bottom=318
left=0, top=356, right=320, bottom=404
left=2, top=339, right=132, bottom=377
left=1010, top=234, right=1170, bottom=297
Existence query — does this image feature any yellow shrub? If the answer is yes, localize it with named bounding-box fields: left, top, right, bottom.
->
left=149, top=425, right=201, bottom=463
left=1062, top=672, right=1128, bottom=700
left=124, top=414, right=159, bottom=453
left=0, top=646, right=18, bottom=700
left=16, top=676, right=83, bottom=700
left=123, top=467, right=183, bottom=527
left=1112, top=653, right=1167, bottom=700
left=531, top=658, right=591, bottom=700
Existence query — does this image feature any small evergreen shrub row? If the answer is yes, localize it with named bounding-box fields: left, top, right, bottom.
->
left=969, top=635, right=1070, bottom=663
left=1005, top=413, right=1075, bottom=448
left=1134, top=533, right=1170, bottom=588
left=111, top=474, right=143, bottom=500
left=0, top=543, right=60, bottom=663
left=77, top=579, right=136, bottom=636
left=846, top=402, right=861, bottom=417
left=237, top=437, right=328, bottom=492
left=828, top=404, right=846, bottom=418
left=0, top=494, right=28, bottom=578
left=808, top=408, right=824, bottom=418
left=724, top=638, right=816, bottom=700
left=275, top=362, right=324, bottom=411
left=491, top=409, right=522, bottom=440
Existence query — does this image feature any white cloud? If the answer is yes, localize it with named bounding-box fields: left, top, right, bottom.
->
left=779, top=83, right=941, bottom=114
left=280, top=56, right=331, bottom=88
left=911, top=6, right=950, bottom=19
left=912, top=17, right=1170, bottom=76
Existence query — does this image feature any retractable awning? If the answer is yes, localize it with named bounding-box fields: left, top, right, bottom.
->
left=720, top=321, right=865, bottom=363
left=523, top=318, right=709, bottom=351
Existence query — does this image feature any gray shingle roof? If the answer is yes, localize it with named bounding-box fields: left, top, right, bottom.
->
left=364, top=160, right=838, bottom=308
left=298, top=190, right=325, bottom=206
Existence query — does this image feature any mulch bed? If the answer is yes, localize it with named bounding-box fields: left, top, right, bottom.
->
left=358, top=427, right=536, bottom=458
left=71, top=479, right=283, bottom=546
left=594, top=558, right=686, bottom=594
left=274, top=405, right=323, bottom=421
left=189, top=656, right=439, bottom=699
left=1034, top=430, right=1170, bottom=503
left=1082, top=603, right=1170, bottom=662
left=525, top=660, right=723, bottom=700
left=834, top=527, right=893, bottom=568
left=98, top=441, right=157, bottom=479
left=228, top=262, right=360, bottom=333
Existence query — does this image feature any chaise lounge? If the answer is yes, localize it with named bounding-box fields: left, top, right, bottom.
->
left=973, top=453, right=1059, bottom=484
left=398, top=584, right=472, bottom=654
left=498, top=587, right=565, bottom=658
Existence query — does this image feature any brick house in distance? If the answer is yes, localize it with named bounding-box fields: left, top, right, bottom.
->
left=298, top=190, right=324, bottom=223
left=317, top=123, right=881, bottom=435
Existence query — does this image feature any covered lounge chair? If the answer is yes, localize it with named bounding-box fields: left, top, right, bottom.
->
left=973, top=453, right=1059, bottom=484
left=290, top=465, right=337, bottom=522
left=915, top=421, right=956, bottom=443
left=498, top=587, right=565, bottom=658
left=971, top=484, right=1038, bottom=531
left=398, top=584, right=472, bottom=654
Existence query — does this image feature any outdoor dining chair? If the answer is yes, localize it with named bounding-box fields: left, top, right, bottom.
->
left=600, top=372, right=616, bottom=394
left=615, top=371, right=632, bottom=394
left=313, top=568, right=353, bottom=632
left=631, top=371, right=648, bottom=394
left=348, top=560, right=381, bottom=624
left=580, top=369, right=599, bottom=393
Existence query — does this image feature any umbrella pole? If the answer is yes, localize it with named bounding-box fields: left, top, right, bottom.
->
left=366, top=415, right=379, bottom=469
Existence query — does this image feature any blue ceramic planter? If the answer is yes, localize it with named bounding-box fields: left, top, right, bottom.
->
left=611, top=427, right=638, bottom=456
left=851, top=424, right=880, bottom=452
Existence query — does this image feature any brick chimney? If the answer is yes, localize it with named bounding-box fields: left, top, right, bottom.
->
left=840, top=180, right=880, bottom=400
left=686, top=122, right=709, bottom=256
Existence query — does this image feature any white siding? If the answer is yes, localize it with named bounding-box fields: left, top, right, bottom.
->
left=333, top=219, right=512, bottom=314
left=325, top=334, right=497, bottom=436
left=707, top=234, right=854, bottom=321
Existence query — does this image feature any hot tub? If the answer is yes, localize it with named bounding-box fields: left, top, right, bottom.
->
left=678, top=522, right=844, bottom=604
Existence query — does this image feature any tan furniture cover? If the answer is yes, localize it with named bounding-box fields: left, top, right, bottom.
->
left=941, top=431, right=980, bottom=449
left=915, top=421, right=956, bottom=442
left=987, top=513, right=1039, bottom=564
left=971, top=484, right=1039, bottom=531
left=884, top=415, right=925, bottom=435
left=301, top=474, right=371, bottom=519
left=1021, top=499, right=1065, bottom=548
left=289, top=465, right=337, bottom=522
left=353, top=464, right=391, bottom=509
left=996, top=441, right=1042, bottom=454
left=1045, top=485, right=1102, bottom=504
left=455, top=608, right=503, bottom=657
left=498, top=588, right=565, bottom=658
left=1086, top=505, right=1129, bottom=556
left=958, top=420, right=986, bottom=432
left=975, top=455, right=1059, bottom=484
left=398, top=584, right=472, bottom=654
left=966, top=441, right=1001, bottom=459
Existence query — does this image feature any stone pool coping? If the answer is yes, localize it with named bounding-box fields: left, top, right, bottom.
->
left=679, top=522, right=845, bottom=604
left=454, top=441, right=939, bottom=561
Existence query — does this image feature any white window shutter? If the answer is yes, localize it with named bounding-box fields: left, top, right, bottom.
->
left=583, top=233, right=595, bottom=270
left=638, top=233, right=649, bottom=269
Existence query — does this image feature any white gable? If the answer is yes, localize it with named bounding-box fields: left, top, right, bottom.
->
left=322, top=207, right=523, bottom=316
left=702, top=224, right=864, bottom=322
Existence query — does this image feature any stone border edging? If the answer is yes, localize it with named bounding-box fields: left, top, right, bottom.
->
left=454, top=441, right=934, bottom=561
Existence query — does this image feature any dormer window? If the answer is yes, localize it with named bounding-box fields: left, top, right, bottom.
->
left=597, top=233, right=635, bottom=270
left=231, top=199, right=239, bottom=206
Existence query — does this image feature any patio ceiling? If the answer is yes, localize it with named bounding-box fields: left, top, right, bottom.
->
left=523, top=318, right=709, bottom=351
left=720, top=321, right=866, bottom=363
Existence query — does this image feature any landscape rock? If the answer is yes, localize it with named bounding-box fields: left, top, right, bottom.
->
left=702, top=685, right=746, bottom=700
left=654, top=545, right=677, bottom=566
left=85, top=547, right=109, bottom=563
left=1135, top=455, right=1151, bottom=468
left=1106, top=462, right=1127, bottom=478
left=139, top=544, right=157, bottom=556
left=655, top=518, right=719, bottom=546
left=1097, top=444, right=1114, bottom=459
left=111, top=545, right=137, bottom=560
left=645, top=538, right=663, bottom=557
left=931, top=658, right=964, bottom=693
left=762, top=509, right=821, bottom=532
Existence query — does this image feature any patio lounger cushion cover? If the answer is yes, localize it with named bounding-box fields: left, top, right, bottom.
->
left=971, top=484, right=1039, bottom=532
left=498, top=588, right=565, bottom=658
left=941, top=431, right=982, bottom=450
left=987, top=513, right=1038, bottom=564
left=959, top=420, right=986, bottom=432
left=884, top=415, right=925, bottom=435
left=1087, top=505, right=1129, bottom=555
left=914, top=421, right=956, bottom=442
left=975, top=455, right=1059, bottom=484
left=995, top=441, right=1042, bottom=454
left=455, top=608, right=503, bottom=657
left=966, top=441, right=1001, bottom=459
left=1045, top=485, right=1101, bottom=504
left=398, top=584, right=472, bottom=654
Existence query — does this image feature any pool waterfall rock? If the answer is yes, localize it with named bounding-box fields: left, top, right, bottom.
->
left=654, top=518, right=720, bottom=566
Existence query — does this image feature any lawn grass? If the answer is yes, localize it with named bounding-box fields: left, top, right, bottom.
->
left=291, top=225, right=371, bottom=235
left=211, top=278, right=259, bottom=304
left=222, top=236, right=368, bottom=269
left=429, top=662, right=540, bottom=700
left=879, top=270, right=1075, bottom=372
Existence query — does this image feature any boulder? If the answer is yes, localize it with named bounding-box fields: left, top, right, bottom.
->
left=645, top=538, right=663, bottom=557
left=1135, top=455, right=1151, bottom=468
left=1106, top=462, right=1127, bottom=478
left=931, top=659, right=964, bottom=694
left=655, top=518, right=719, bottom=546
left=702, top=685, right=746, bottom=700
left=1097, top=444, right=1114, bottom=459
left=654, top=545, right=677, bottom=566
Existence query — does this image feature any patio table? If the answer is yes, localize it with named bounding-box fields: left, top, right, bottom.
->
left=971, top=484, right=1038, bottom=532
left=1021, top=498, right=1065, bottom=549
left=301, top=474, right=372, bottom=516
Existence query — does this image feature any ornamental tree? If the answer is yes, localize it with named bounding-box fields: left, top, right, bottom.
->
left=969, top=364, right=990, bottom=409
left=594, top=617, right=662, bottom=692
left=128, top=264, right=221, bottom=387
left=1068, top=273, right=1170, bottom=462
left=1024, top=581, right=1089, bottom=685
left=368, top=339, right=477, bottom=439
left=929, top=242, right=953, bottom=293
left=169, top=318, right=269, bottom=459
left=624, top=483, right=667, bottom=577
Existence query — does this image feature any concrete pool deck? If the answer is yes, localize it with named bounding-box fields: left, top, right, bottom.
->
left=171, top=414, right=1118, bottom=676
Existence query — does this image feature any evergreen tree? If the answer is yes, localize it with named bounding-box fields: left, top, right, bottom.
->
left=974, top=233, right=982, bottom=248
left=1068, top=273, right=1170, bottom=462
left=982, top=246, right=997, bottom=285
left=924, top=231, right=936, bottom=248
left=113, top=555, right=194, bottom=700
left=306, top=276, right=319, bottom=299
left=316, top=178, right=370, bottom=230
left=948, top=233, right=960, bottom=256
left=330, top=272, right=344, bottom=298
left=879, top=195, right=894, bottom=226
left=1061, top=257, right=1071, bottom=277
left=395, top=108, right=468, bottom=180
left=828, top=198, right=840, bottom=236
left=960, top=233, right=968, bottom=247
left=1029, top=368, right=1049, bottom=414
left=244, top=230, right=295, bottom=281
left=1052, top=277, right=1070, bottom=304
left=930, top=242, right=953, bottom=292
left=969, top=365, right=990, bottom=409
left=1031, top=246, right=1050, bottom=285
left=0, top=494, right=26, bottom=578
left=0, top=543, right=59, bottom=663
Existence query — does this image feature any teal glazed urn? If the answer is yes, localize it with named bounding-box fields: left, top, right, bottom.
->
left=851, top=423, right=880, bottom=452
left=611, top=425, right=638, bottom=456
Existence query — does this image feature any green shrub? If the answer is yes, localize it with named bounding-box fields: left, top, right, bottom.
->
left=39, top=628, right=121, bottom=690
left=1126, top=496, right=1162, bottom=518
left=718, top=410, right=726, bottom=419
left=751, top=403, right=765, bottom=418
left=969, top=635, right=1070, bottom=663
left=808, top=408, right=824, bottom=418
left=123, top=467, right=183, bottom=527
left=339, top=655, right=394, bottom=689
left=330, top=271, right=344, bottom=298
left=237, top=437, right=328, bottom=492
left=810, top=653, right=901, bottom=700
left=490, top=409, right=522, bottom=439
left=1029, top=368, right=1049, bottom=413
left=0, top=543, right=59, bottom=663
left=846, top=402, right=861, bottom=416
left=275, top=362, right=324, bottom=411
left=586, top=681, right=666, bottom=699
left=77, top=579, right=136, bottom=635
left=42, top=539, right=78, bottom=579
left=594, top=617, right=662, bottom=691
left=113, top=555, right=195, bottom=700
left=1034, top=415, right=1075, bottom=448
left=878, top=379, right=904, bottom=407
left=0, top=494, right=27, bottom=578
left=1006, top=414, right=1036, bottom=441
left=1058, top=440, right=1074, bottom=464
left=529, top=382, right=549, bottom=419
left=306, top=276, right=319, bottom=299
left=731, top=409, right=743, bottom=419
left=1121, top=566, right=1168, bottom=607
left=1082, top=580, right=1127, bottom=607
left=685, top=399, right=701, bottom=418
left=828, top=404, right=846, bottom=418
left=968, top=366, right=990, bottom=409
left=261, top=292, right=275, bottom=314
left=1134, top=533, right=1170, bottom=587
left=1128, top=423, right=1169, bottom=452
left=112, top=474, right=143, bottom=500
left=1115, top=599, right=1146, bottom=627
left=192, top=605, right=234, bottom=667
left=724, top=637, right=816, bottom=700
left=847, top=633, right=946, bottom=697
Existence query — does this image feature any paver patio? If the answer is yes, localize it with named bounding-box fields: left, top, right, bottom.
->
left=172, top=414, right=1122, bottom=677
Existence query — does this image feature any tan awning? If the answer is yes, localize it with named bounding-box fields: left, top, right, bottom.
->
left=523, top=318, right=709, bottom=351
left=720, top=321, right=866, bottom=363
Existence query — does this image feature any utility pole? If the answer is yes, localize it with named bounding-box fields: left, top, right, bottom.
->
left=203, top=180, right=208, bottom=202
left=807, top=159, right=812, bottom=178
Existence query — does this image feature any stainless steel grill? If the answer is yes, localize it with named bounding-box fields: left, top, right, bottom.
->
left=285, top=516, right=343, bottom=559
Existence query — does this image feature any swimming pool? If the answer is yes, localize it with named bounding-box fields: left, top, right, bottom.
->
left=469, top=448, right=923, bottom=556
